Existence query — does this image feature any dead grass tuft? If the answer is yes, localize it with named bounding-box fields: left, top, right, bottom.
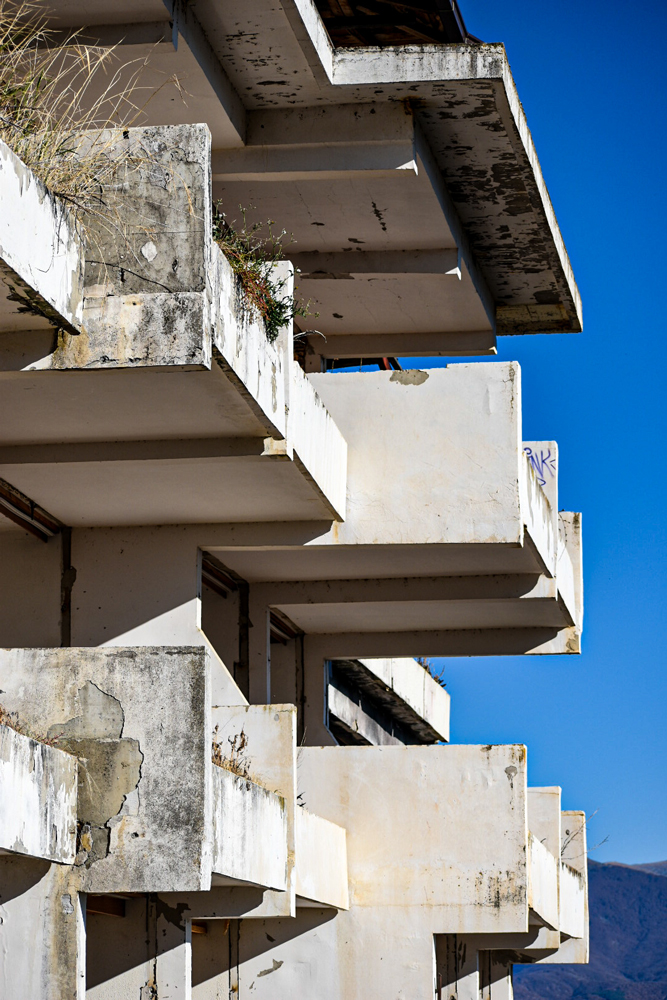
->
left=0, top=0, right=178, bottom=219
left=212, top=725, right=251, bottom=779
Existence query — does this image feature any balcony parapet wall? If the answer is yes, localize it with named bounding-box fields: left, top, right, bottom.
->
left=0, top=140, right=84, bottom=335
left=0, top=125, right=346, bottom=520
left=0, top=723, right=77, bottom=863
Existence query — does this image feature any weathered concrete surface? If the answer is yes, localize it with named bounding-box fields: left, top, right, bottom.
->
left=289, top=359, right=348, bottom=520
left=0, top=140, right=84, bottom=334
left=256, top=3, right=582, bottom=334
left=0, top=857, right=85, bottom=1000
left=0, top=724, right=77, bottom=863
left=212, top=765, right=288, bottom=891
left=212, top=250, right=290, bottom=439
left=355, top=657, right=450, bottom=741
left=295, top=806, right=349, bottom=909
left=298, top=744, right=529, bottom=932
left=528, top=833, right=559, bottom=931
left=86, top=893, right=193, bottom=1000
left=0, top=524, right=61, bottom=647
left=309, top=364, right=527, bottom=549
left=211, top=704, right=296, bottom=915
left=528, top=786, right=562, bottom=860
left=559, top=862, right=587, bottom=940
left=0, top=646, right=213, bottom=892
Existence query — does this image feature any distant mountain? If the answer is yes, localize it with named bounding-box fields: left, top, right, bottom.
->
left=514, top=860, right=667, bottom=1000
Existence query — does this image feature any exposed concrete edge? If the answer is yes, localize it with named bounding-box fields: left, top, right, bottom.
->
left=0, top=140, right=84, bottom=334
left=281, top=3, right=582, bottom=333
left=0, top=723, right=77, bottom=863
left=295, top=806, right=349, bottom=909
left=212, top=764, right=288, bottom=892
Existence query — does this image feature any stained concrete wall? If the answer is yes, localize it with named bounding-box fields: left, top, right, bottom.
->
left=0, top=525, right=62, bottom=646
left=212, top=765, right=288, bottom=891
left=309, top=364, right=524, bottom=547
left=528, top=833, right=559, bottom=931
left=212, top=704, right=297, bottom=915
left=0, top=724, right=77, bottom=863
left=0, top=646, right=213, bottom=892
left=298, top=744, right=529, bottom=933
left=0, top=857, right=85, bottom=1000
left=0, top=140, right=84, bottom=333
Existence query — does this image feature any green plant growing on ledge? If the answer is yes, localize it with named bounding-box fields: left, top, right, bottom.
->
left=213, top=205, right=315, bottom=343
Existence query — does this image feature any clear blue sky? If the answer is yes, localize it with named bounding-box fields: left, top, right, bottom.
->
left=419, top=0, right=667, bottom=863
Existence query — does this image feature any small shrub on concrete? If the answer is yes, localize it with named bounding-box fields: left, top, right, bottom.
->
left=213, top=206, right=314, bottom=343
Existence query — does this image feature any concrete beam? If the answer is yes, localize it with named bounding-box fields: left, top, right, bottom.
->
left=305, top=627, right=575, bottom=658
left=245, top=103, right=414, bottom=146
left=303, top=330, right=497, bottom=361
left=46, top=21, right=174, bottom=47
left=165, top=0, right=246, bottom=143
left=0, top=438, right=281, bottom=465
left=327, top=681, right=405, bottom=746
left=255, top=575, right=557, bottom=605
left=293, top=249, right=461, bottom=277
left=211, top=141, right=418, bottom=182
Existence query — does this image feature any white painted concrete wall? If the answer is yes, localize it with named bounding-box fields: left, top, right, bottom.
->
left=212, top=765, right=288, bottom=891
left=0, top=140, right=83, bottom=332
left=527, top=833, right=559, bottom=931
left=289, top=360, right=347, bottom=519
left=0, top=857, right=85, bottom=1000
left=0, top=526, right=61, bottom=646
left=309, top=364, right=524, bottom=548
left=357, top=657, right=450, bottom=740
left=298, top=744, right=529, bottom=933
left=0, top=724, right=77, bottom=863
left=559, top=862, right=587, bottom=940
left=295, top=806, right=349, bottom=909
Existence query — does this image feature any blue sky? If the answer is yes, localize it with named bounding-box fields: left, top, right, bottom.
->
left=416, top=0, right=667, bottom=863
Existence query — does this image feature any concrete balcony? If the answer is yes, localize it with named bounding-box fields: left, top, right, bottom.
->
left=295, top=806, right=349, bottom=909
left=527, top=788, right=589, bottom=952
left=0, top=140, right=83, bottom=337
left=211, top=764, right=288, bottom=892
left=327, top=656, right=450, bottom=745
left=0, top=723, right=77, bottom=863
left=528, top=833, right=559, bottom=931
left=209, top=363, right=583, bottom=658
left=0, top=125, right=346, bottom=526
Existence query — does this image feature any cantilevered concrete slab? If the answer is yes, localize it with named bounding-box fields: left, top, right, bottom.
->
left=0, top=126, right=346, bottom=524
left=42, top=0, right=581, bottom=358
left=204, top=365, right=583, bottom=659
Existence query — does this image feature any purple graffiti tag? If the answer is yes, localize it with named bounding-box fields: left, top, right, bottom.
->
left=523, top=447, right=557, bottom=488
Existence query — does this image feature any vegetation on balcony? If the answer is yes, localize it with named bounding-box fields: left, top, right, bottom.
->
left=213, top=207, right=314, bottom=344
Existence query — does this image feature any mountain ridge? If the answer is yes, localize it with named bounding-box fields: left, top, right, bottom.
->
left=514, top=859, right=667, bottom=1000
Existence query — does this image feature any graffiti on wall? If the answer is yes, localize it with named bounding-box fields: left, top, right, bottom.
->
left=524, top=446, right=557, bottom=488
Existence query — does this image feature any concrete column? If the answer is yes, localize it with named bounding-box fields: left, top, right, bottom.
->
left=435, top=935, right=478, bottom=1000
left=155, top=899, right=192, bottom=1000
left=0, top=857, right=85, bottom=1000
left=479, top=953, right=513, bottom=1000
left=302, top=637, right=337, bottom=745
left=248, top=588, right=271, bottom=704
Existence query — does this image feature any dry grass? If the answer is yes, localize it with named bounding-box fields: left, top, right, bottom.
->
left=0, top=702, right=64, bottom=747
left=212, top=726, right=251, bottom=780
left=0, top=0, right=177, bottom=219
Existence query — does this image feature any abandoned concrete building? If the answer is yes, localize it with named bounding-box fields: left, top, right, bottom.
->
left=0, top=0, right=588, bottom=996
